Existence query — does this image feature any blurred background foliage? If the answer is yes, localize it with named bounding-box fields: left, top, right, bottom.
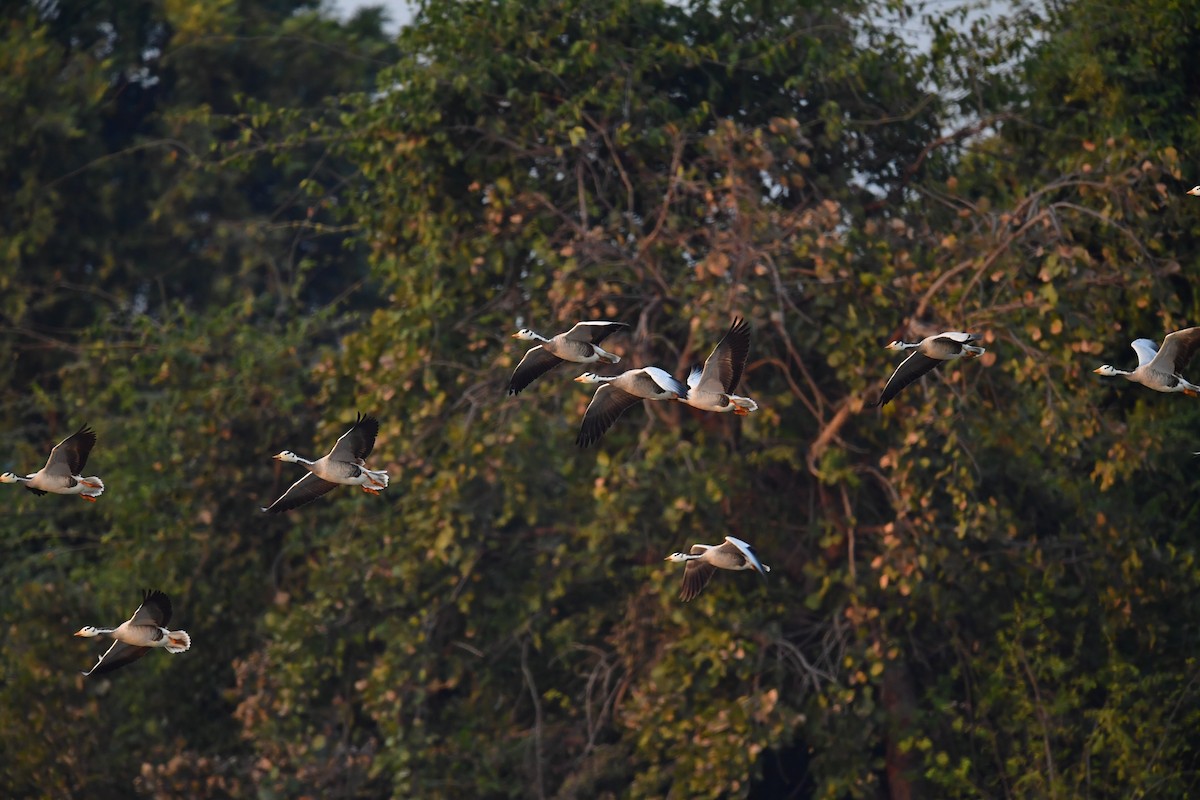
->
left=2, top=0, right=1200, bottom=797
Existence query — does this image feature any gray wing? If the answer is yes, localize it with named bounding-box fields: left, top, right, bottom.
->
left=1154, top=327, right=1200, bottom=373
left=932, top=331, right=981, bottom=344
left=638, top=366, right=689, bottom=397
left=261, top=472, right=340, bottom=514
left=723, top=536, right=769, bottom=576
left=129, top=589, right=172, bottom=628
left=870, top=352, right=942, bottom=408
left=696, top=317, right=751, bottom=394
left=576, top=384, right=644, bottom=448
left=44, top=425, right=97, bottom=477
left=563, top=321, right=628, bottom=344
left=1130, top=339, right=1160, bottom=367
left=680, top=546, right=717, bottom=602
left=82, top=640, right=150, bottom=677
left=327, top=414, right=380, bottom=461
left=508, top=345, right=564, bottom=395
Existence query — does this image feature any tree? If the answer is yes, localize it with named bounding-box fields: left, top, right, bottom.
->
left=0, top=2, right=394, bottom=796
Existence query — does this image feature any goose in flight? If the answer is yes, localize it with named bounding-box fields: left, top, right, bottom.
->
left=870, top=332, right=986, bottom=407
left=680, top=317, right=759, bottom=415
left=664, top=536, right=770, bottom=602
left=262, top=413, right=390, bottom=513
left=1093, top=327, right=1200, bottom=395
left=574, top=367, right=688, bottom=447
left=508, top=321, right=629, bottom=395
left=75, top=590, right=191, bottom=676
left=1, top=424, right=104, bottom=501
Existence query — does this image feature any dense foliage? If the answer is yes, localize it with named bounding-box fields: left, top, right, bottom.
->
left=3, top=0, right=1200, bottom=797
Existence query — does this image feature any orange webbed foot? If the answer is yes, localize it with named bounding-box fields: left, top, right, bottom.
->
left=80, top=495, right=98, bottom=502
left=362, top=486, right=381, bottom=495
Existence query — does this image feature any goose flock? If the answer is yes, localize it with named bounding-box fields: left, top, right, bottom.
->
left=5, top=312, right=1200, bottom=674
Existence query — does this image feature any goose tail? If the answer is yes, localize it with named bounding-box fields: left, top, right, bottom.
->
left=596, top=347, right=620, bottom=364
left=79, top=476, right=105, bottom=497
left=729, top=395, right=759, bottom=414
left=165, top=630, right=191, bottom=654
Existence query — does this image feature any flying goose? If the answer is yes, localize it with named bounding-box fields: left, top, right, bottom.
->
left=0, top=424, right=104, bottom=501
left=262, top=413, right=390, bottom=513
left=75, top=589, right=191, bottom=676
left=870, top=332, right=986, bottom=407
left=680, top=317, right=759, bottom=415
left=1093, top=327, right=1200, bottom=395
left=508, top=321, right=629, bottom=395
left=664, top=536, right=770, bottom=602
left=574, top=367, right=688, bottom=447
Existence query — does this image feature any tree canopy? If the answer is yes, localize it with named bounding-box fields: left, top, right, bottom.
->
left=3, top=0, right=1200, bottom=797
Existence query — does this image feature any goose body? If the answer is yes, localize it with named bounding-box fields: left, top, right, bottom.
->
left=574, top=367, right=688, bottom=447
left=1, top=424, right=104, bottom=500
left=1093, top=327, right=1200, bottom=395
left=508, top=321, right=629, bottom=395
left=262, top=413, right=390, bottom=513
left=681, top=317, right=759, bottom=415
left=664, top=536, right=770, bottom=602
left=75, top=589, right=191, bottom=676
left=870, top=331, right=986, bottom=407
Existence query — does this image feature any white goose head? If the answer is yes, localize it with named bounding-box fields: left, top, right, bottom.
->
left=1188, top=186, right=1200, bottom=196
left=574, top=373, right=606, bottom=384
left=511, top=328, right=539, bottom=341
left=1093, top=365, right=1122, bottom=377
left=884, top=340, right=907, bottom=351
left=663, top=552, right=691, bottom=563
left=0, top=472, right=19, bottom=483
left=272, top=450, right=301, bottom=462
left=73, top=626, right=103, bottom=638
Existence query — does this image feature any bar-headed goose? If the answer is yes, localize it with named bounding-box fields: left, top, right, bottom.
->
left=262, top=413, right=390, bottom=513
left=870, top=332, right=986, bottom=407
left=1188, top=186, right=1200, bottom=196
left=1, top=424, right=104, bottom=501
left=508, top=321, right=629, bottom=395
left=680, top=317, right=759, bottom=415
left=574, top=367, right=688, bottom=447
left=1093, top=327, right=1200, bottom=395
left=664, top=536, right=770, bottom=602
left=75, top=589, right=191, bottom=677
